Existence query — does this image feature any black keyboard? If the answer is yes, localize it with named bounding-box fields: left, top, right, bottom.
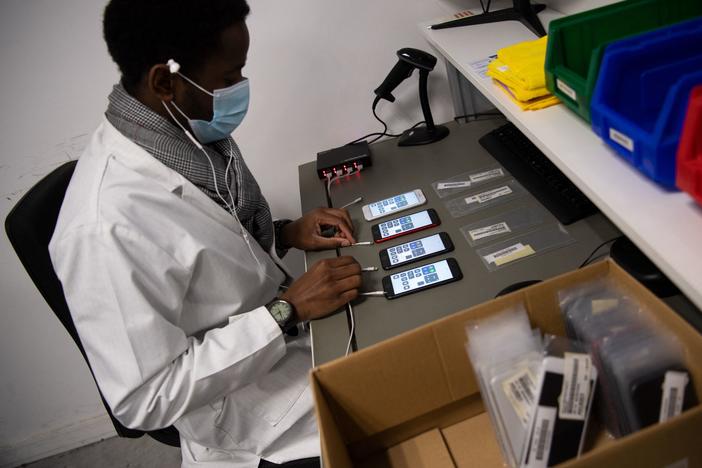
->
left=479, top=122, right=598, bottom=225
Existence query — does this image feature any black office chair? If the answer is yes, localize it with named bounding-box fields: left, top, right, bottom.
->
left=4, top=160, right=181, bottom=448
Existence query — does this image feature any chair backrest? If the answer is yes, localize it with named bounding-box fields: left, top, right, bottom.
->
left=4, top=161, right=153, bottom=442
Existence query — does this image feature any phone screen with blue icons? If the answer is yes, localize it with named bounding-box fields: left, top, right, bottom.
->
left=389, top=259, right=454, bottom=294
left=386, top=233, right=447, bottom=266
left=377, top=210, right=433, bottom=239
left=368, top=191, right=420, bottom=218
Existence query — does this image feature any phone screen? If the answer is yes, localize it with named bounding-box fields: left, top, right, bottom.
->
left=389, top=259, right=454, bottom=294
left=368, top=191, right=420, bottom=218
left=378, top=210, right=432, bottom=239
left=386, top=233, right=446, bottom=266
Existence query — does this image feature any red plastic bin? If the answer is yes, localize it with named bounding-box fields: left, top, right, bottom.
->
left=676, top=86, right=702, bottom=206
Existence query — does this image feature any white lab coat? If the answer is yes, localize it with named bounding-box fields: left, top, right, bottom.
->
left=49, top=119, right=319, bottom=467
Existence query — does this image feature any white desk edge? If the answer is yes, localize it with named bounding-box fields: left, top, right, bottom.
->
left=421, top=9, right=702, bottom=311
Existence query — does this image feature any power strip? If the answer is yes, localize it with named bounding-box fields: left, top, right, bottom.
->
left=316, top=142, right=372, bottom=179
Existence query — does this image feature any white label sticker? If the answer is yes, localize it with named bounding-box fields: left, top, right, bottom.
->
left=556, top=78, right=577, bottom=101
left=502, top=367, right=538, bottom=427
left=659, top=371, right=689, bottom=422
left=609, top=127, right=635, bottom=152
left=527, top=406, right=557, bottom=468
left=437, top=180, right=471, bottom=190
left=483, top=242, right=525, bottom=264
left=469, top=222, right=511, bottom=241
left=470, top=168, right=504, bottom=183
left=465, top=185, right=512, bottom=205
left=559, top=353, right=592, bottom=421
left=498, top=65, right=509, bottom=72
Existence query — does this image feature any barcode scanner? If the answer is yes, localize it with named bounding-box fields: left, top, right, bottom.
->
left=374, top=48, right=436, bottom=103
left=373, top=48, right=449, bottom=146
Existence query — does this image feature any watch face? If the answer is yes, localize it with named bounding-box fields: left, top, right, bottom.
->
left=270, top=301, right=292, bottom=323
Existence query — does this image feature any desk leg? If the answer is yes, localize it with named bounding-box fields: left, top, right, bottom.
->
left=444, top=59, right=496, bottom=118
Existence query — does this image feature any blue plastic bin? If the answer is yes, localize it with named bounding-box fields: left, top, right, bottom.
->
left=590, top=17, right=702, bottom=189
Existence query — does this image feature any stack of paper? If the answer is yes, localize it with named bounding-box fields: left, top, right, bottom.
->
left=487, top=36, right=560, bottom=111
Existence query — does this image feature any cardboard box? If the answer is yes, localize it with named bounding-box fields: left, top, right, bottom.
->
left=311, top=260, right=702, bottom=467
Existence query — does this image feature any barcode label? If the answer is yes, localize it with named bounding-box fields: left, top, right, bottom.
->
left=609, top=127, right=635, bottom=152
left=527, top=406, right=556, bottom=468
left=556, top=78, right=577, bottom=101
left=469, top=222, right=511, bottom=241
left=470, top=168, right=504, bottom=183
left=483, top=242, right=524, bottom=264
left=559, top=353, right=592, bottom=420
left=659, top=371, right=689, bottom=422
left=502, top=368, right=538, bottom=427
left=437, top=180, right=471, bottom=190
left=465, top=185, right=512, bottom=205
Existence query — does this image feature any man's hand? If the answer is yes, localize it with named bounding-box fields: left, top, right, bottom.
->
left=281, top=207, right=356, bottom=251
left=280, top=256, right=361, bottom=322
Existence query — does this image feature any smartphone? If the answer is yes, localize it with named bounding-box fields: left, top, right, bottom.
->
left=371, top=208, right=440, bottom=243
left=362, top=189, right=426, bottom=221
left=381, top=258, right=462, bottom=299
left=379, top=232, right=454, bottom=270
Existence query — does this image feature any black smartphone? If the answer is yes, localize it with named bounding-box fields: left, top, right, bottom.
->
left=371, top=208, right=440, bottom=243
left=381, top=258, right=462, bottom=299
left=379, top=232, right=454, bottom=270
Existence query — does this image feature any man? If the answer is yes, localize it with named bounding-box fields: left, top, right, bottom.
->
left=49, top=0, right=362, bottom=466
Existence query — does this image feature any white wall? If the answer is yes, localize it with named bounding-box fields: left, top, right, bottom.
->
left=0, top=0, right=467, bottom=465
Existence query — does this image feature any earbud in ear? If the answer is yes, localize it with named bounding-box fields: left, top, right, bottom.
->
left=167, top=59, right=180, bottom=74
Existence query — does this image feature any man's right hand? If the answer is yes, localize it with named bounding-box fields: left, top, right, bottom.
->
left=281, top=256, right=362, bottom=322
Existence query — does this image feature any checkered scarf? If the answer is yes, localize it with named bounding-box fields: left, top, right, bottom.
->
left=105, top=83, right=276, bottom=253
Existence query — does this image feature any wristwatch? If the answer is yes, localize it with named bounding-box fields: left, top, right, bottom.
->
left=266, top=299, right=296, bottom=331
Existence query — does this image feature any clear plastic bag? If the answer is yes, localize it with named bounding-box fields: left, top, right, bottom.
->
left=445, top=179, right=526, bottom=218
left=466, top=305, right=543, bottom=468
left=557, top=278, right=697, bottom=437
left=475, top=224, right=575, bottom=271
left=460, top=204, right=546, bottom=247
left=432, top=165, right=507, bottom=199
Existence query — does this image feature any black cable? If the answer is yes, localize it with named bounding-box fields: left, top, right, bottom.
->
left=347, top=96, right=425, bottom=146
left=347, top=132, right=385, bottom=146
left=367, top=101, right=403, bottom=144
left=578, top=236, right=623, bottom=269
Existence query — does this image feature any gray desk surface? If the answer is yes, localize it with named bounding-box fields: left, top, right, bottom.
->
left=299, top=118, right=620, bottom=365
left=298, top=162, right=352, bottom=365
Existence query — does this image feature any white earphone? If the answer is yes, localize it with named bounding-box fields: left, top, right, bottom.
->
left=167, top=59, right=180, bottom=74
left=161, top=58, right=281, bottom=284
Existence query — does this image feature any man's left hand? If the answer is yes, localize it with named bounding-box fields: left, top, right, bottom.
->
left=281, top=208, right=356, bottom=251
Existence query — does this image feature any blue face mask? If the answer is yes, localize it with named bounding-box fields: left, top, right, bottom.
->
left=170, top=69, right=250, bottom=144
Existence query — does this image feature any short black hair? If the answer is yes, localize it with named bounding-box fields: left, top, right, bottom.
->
left=104, top=0, right=250, bottom=91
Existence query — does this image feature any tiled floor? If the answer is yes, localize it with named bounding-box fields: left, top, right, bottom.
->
left=22, top=435, right=181, bottom=468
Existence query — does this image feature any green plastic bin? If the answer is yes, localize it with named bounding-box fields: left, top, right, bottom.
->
left=545, top=0, right=702, bottom=122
